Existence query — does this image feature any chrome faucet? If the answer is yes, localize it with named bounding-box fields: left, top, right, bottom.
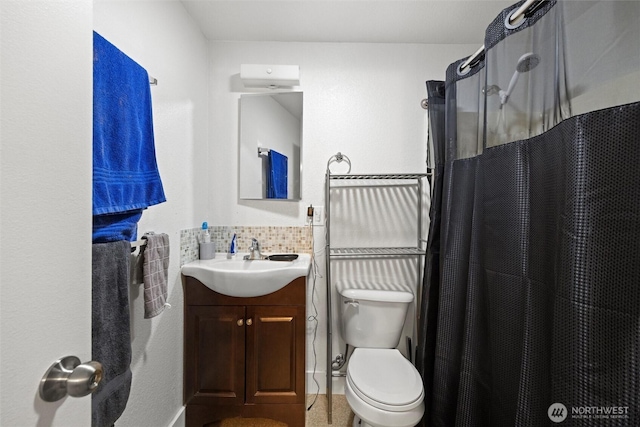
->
left=243, top=238, right=263, bottom=260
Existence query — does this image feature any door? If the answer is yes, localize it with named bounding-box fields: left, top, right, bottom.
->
left=245, top=305, right=306, bottom=404
left=0, top=2, right=93, bottom=426
left=185, top=305, right=246, bottom=406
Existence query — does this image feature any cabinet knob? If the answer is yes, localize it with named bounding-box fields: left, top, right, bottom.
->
left=237, top=319, right=244, bottom=326
left=246, top=318, right=253, bottom=326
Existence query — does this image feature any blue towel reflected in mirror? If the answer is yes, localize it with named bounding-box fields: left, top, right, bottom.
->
left=267, top=150, right=288, bottom=199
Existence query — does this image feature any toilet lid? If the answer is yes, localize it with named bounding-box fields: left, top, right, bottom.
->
left=347, top=348, right=424, bottom=411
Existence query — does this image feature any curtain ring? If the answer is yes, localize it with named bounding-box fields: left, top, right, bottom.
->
left=505, top=7, right=527, bottom=30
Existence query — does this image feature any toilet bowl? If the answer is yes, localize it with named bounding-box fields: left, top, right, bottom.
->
left=338, top=287, right=425, bottom=427
left=345, top=348, right=424, bottom=427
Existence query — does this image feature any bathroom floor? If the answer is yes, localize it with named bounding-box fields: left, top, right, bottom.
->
left=306, top=394, right=354, bottom=427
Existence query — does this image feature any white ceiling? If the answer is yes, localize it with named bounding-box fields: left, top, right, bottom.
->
left=180, top=1, right=516, bottom=44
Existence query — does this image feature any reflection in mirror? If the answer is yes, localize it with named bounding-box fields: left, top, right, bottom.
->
left=239, top=92, right=302, bottom=200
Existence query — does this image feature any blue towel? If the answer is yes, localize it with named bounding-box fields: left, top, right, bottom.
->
left=267, top=150, right=288, bottom=199
left=92, top=210, right=143, bottom=243
left=93, top=32, right=165, bottom=217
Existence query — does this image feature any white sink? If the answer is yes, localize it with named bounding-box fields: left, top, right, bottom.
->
left=181, top=253, right=311, bottom=297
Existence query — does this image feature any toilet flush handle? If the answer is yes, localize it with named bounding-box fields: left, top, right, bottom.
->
left=343, top=299, right=359, bottom=307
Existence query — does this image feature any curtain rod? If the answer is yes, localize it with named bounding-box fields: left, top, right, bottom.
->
left=459, top=0, right=546, bottom=73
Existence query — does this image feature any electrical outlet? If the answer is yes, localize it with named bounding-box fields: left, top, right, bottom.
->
left=313, top=206, right=324, bottom=225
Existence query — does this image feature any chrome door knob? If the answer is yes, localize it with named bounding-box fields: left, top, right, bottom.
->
left=39, top=356, right=103, bottom=402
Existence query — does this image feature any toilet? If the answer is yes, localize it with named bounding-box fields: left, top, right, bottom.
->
left=339, top=288, right=425, bottom=427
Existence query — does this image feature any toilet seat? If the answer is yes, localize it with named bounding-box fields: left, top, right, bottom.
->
left=347, top=348, right=424, bottom=412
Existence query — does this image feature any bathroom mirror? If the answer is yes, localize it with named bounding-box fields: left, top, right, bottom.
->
left=239, top=92, right=303, bottom=200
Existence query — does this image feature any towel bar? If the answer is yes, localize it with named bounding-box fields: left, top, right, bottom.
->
left=131, top=239, right=147, bottom=248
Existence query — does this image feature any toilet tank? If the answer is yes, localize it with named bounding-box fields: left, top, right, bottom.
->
left=339, top=288, right=414, bottom=348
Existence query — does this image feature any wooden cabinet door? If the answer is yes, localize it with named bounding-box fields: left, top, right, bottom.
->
left=184, top=305, right=246, bottom=406
left=245, top=305, right=306, bottom=404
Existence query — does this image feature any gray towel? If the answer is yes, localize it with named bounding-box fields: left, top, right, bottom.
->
left=92, top=241, right=132, bottom=427
left=142, top=233, right=170, bottom=318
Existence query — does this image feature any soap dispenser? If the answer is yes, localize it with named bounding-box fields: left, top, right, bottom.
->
left=227, top=233, right=237, bottom=259
left=201, top=222, right=211, bottom=243
left=199, top=222, right=216, bottom=260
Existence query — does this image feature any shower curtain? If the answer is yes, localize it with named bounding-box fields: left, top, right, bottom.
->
left=416, top=1, right=640, bottom=426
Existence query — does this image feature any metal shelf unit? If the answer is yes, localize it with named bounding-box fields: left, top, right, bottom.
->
left=330, top=246, right=426, bottom=257
left=324, top=172, right=430, bottom=424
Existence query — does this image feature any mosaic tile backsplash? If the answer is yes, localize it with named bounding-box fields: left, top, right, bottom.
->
left=180, top=225, right=313, bottom=266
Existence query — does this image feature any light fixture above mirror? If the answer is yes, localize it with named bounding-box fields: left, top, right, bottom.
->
left=240, top=64, right=300, bottom=89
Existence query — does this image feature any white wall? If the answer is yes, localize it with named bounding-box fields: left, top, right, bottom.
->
left=207, top=41, right=477, bottom=393
left=93, top=1, right=209, bottom=426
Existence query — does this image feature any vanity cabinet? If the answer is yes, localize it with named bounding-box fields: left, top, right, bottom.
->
left=183, top=275, right=306, bottom=427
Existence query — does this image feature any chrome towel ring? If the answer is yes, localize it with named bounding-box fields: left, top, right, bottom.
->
left=326, top=152, right=352, bottom=174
